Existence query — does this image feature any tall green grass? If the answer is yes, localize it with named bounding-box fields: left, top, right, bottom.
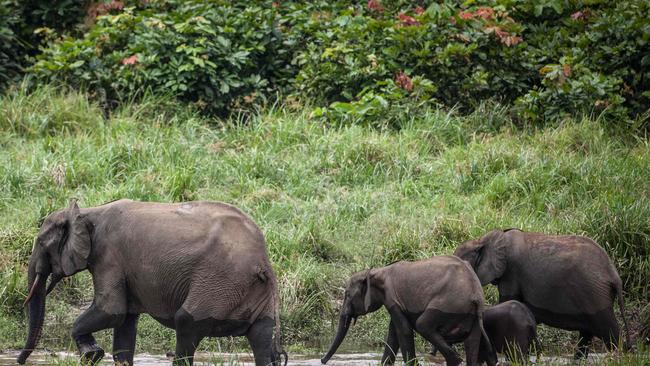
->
left=0, top=86, right=648, bottom=357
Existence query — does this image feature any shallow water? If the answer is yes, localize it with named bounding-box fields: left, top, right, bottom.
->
left=0, top=350, right=609, bottom=365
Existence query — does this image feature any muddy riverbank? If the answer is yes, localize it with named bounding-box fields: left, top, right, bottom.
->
left=0, top=350, right=617, bottom=365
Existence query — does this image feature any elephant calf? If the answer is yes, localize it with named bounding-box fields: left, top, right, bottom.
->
left=431, top=300, right=538, bottom=364
left=321, top=256, right=497, bottom=366
left=481, top=300, right=539, bottom=362
left=18, top=199, right=286, bottom=366
left=454, top=228, right=630, bottom=359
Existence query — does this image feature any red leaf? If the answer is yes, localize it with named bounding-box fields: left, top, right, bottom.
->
left=394, top=71, right=413, bottom=91
left=121, top=55, right=138, bottom=65
left=459, top=11, right=474, bottom=20
left=367, top=0, right=384, bottom=13
left=475, top=7, right=494, bottom=20
left=503, top=35, right=522, bottom=46
left=414, top=6, right=425, bottom=15
left=571, top=11, right=585, bottom=20
left=88, top=0, right=124, bottom=19
left=397, top=13, right=420, bottom=26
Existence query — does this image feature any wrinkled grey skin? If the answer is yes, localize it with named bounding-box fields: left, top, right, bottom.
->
left=432, top=300, right=539, bottom=364
left=18, top=199, right=286, bottom=366
left=454, top=229, right=631, bottom=359
left=321, top=256, right=497, bottom=366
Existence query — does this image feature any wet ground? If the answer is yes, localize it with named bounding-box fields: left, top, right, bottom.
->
left=0, top=351, right=382, bottom=365
left=0, top=351, right=611, bottom=365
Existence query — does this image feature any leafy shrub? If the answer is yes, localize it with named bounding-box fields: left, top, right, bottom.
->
left=0, top=0, right=25, bottom=88
left=31, top=1, right=290, bottom=115
left=313, top=75, right=437, bottom=127
left=297, top=2, right=529, bottom=106
left=0, top=0, right=91, bottom=89
left=22, top=0, right=650, bottom=123
left=513, top=0, right=650, bottom=122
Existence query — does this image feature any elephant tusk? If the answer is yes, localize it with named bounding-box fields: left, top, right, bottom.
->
left=23, top=274, right=41, bottom=306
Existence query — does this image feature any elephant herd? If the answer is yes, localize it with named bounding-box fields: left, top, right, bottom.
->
left=17, top=200, right=630, bottom=366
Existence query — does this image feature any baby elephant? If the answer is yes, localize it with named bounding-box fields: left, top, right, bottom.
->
left=321, top=256, right=497, bottom=366
left=431, top=300, right=539, bottom=364
left=483, top=300, right=539, bottom=362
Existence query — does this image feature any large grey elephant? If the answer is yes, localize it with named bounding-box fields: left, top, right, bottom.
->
left=321, top=256, right=497, bottom=366
left=454, top=229, right=630, bottom=358
left=18, top=199, right=286, bottom=366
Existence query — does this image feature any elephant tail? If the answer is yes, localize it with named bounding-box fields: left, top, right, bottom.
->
left=614, top=280, right=632, bottom=349
left=475, top=301, right=497, bottom=365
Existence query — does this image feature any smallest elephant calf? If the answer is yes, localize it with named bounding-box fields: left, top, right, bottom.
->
left=432, top=300, right=539, bottom=364
left=480, top=300, right=539, bottom=363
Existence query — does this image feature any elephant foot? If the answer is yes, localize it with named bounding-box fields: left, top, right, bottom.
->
left=78, top=342, right=105, bottom=365
left=445, top=354, right=462, bottom=366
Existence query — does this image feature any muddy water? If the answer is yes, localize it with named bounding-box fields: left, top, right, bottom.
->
left=0, top=351, right=608, bottom=365
left=0, top=352, right=385, bottom=365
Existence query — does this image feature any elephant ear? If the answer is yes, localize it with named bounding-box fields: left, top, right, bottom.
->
left=363, top=270, right=372, bottom=313
left=474, top=230, right=508, bottom=286
left=60, top=200, right=91, bottom=276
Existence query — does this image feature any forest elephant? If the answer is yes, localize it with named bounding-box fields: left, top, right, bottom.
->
left=18, top=199, right=286, bottom=366
left=432, top=300, right=539, bottom=364
left=321, top=256, right=497, bottom=366
left=454, top=229, right=630, bottom=359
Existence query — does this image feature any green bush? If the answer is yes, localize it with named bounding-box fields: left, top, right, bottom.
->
left=0, top=0, right=92, bottom=89
left=0, top=0, right=25, bottom=88
left=296, top=2, right=529, bottom=108
left=512, top=0, right=650, bottom=122
left=31, top=1, right=290, bottom=115
left=22, top=0, right=650, bottom=123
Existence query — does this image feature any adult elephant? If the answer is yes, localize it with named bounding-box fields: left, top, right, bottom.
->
left=18, top=199, right=286, bottom=366
left=454, top=229, right=630, bottom=358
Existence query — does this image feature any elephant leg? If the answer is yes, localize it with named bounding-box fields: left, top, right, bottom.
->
left=415, top=310, right=461, bottom=366
left=173, top=309, right=202, bottom=366
left=573, top=331, right=592, bottom=359
left=477, top=334, right=495, bottom=366
left=595, top=309, right=622, bottom=352
left=380, top=319, right=399, bottom=366
left=72, top=303, right=125, bottom=365
left=246, top=318, right=274, bottom=366
left=112, top=313, right=139, bottom=366
left=421, top=331, right=461, bottom=366
left=463, top=321, right=481, bottom=366
left=387, top=308, right=418, bottom=366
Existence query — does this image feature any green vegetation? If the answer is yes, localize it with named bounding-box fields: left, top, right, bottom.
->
left=0, top=86, right=648, bottom=361
left=1, top=0, right=648, bottom=123
left=1, top=1, right=648, bottom=364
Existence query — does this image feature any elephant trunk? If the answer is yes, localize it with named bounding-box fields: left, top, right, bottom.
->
left=17, top=258, right=49, bottom=365
left=321, top=305, right=353, bottom=364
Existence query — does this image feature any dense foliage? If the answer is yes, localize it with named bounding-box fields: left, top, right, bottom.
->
left=301, top=0, right=650, bottom=125
left=0, top=0, right=90, bottom=88
left=31, top=1, right=288, bottom=115
left=1, top=0, right=648, bottom=123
